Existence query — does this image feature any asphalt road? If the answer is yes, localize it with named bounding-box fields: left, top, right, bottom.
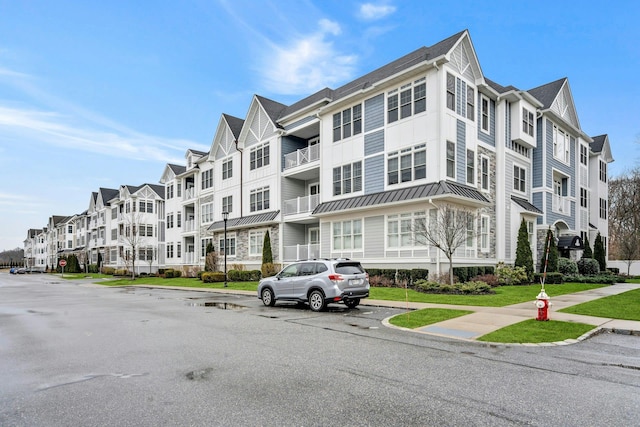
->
left=1, top=273, right=639, bottom=426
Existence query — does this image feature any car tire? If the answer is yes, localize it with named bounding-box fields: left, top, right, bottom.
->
left=308, top=290, right=326, bottom=312
left=261, top=288, right=276, bottom=307
left=344, top=298, right=360, bottom=309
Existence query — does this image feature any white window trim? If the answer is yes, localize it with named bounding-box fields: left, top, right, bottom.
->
left=249, top=229, right=266, bottom=256
left=480, top=155, right=490, bottom=192
left=513, top=163, right=527, bottom=194
left=480, top=215, right=490, bottom=253
left=480, top=94, right=490, bottom=134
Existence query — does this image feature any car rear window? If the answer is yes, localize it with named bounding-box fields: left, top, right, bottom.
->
left=335, top=262, right=364, bottom=274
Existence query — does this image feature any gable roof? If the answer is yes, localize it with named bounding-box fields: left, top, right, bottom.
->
left=590, top=134, right=614, bottom=163
left=168, top=163, right=186, bottom=175
left=313, top=181, right=489, bottom=215
left=98, top=187, right=119, bottom=206
left=255, top=95, right=287, bottom=125
left=527, top=77, right=567, bottom=110
left=484, top=77, right=519, bottom=94
left=591, top=134, right=607, bottom=153
left=222, top=114, right=245, bottom=139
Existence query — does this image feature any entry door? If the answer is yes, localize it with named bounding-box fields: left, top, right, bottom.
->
left=309, top=183, right=319, bottom=196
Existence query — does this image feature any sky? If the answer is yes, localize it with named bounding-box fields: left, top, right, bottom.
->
left=1, top=0, right=639, bottom=251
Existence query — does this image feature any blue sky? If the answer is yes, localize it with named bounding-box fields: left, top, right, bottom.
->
left=1, top=0, right=639, bottom=251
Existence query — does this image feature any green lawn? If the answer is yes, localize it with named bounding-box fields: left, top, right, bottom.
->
left=476, top=319, right=595, bottom=343
left=60, top=273, right=113, bottom=280
left=99, top=276, right=259, bottom=292
left=370, top=283, right=605, bottom=307
left=388, top=308, right=473, bottom=329
left=559, top=288, right=640, bottom=321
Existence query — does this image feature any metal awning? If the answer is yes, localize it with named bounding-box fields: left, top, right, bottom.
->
left=557, top=235, right=583, bottom=250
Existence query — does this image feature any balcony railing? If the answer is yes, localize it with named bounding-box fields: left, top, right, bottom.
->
left=183, top=187, right=196, bottom=201
left=284, top=145, right=320, bottom=170
left=183, top=252, right=195, bottom=265
left=183, top=219, right=196, bottom=232
left=553, top=195, right=571, bottom=215
left=283, top=244, right=320, bottom=261
left=283, top=195, right=320, bottom=215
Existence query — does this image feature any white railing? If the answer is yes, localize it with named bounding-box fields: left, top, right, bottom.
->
left=283, top=195, right=320, bottom=215
left=184, top=252, right=195, bottom=264
left=184, top=187, right=195, bottom=201
left=283, top=244, right=320, bottom=261
left=553, top=195, right=571, bottom=214
left=284, top=145, right=320, bottom=170
left=183, top=219, right=196, bottom=232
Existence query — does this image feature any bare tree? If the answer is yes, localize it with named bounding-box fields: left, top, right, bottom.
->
left=120, top=207, right=146, bottom=280
left=413, top=204, right=478, bottom=286
left=609, top=167, right=640, bottom=263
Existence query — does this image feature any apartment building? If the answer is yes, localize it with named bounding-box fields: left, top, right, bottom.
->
left=25, top=29, right=612, bottom=275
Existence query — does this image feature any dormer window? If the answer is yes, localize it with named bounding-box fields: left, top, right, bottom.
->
left=522, top=108, right=534, bottom=137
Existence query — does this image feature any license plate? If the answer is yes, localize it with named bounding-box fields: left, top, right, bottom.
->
left=349, top=279, right=362, bottom=286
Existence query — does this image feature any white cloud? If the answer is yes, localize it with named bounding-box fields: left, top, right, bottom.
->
left=261, top=19, right=357, bottom=95
left=358, top=3, right=397, bottom=20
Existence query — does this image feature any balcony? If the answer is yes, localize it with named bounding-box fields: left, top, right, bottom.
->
left=284, top=195, right=320, bottom=216
left=183, top=252, right=195, bottom=265
left=183, top=187, right=196, bottom=201
left=284, top=145, right=320, bottom=170
left=283, top=244, right=320, bottom=262
left=183, top=219, right=197, bottom=232
left=553, top=195, right=571, bottom=215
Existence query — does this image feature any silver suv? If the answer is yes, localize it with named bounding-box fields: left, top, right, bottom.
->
left=257, top=259, right=370, bottom=311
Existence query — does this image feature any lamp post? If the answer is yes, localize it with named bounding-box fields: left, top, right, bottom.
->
left=222, top=211, right=228, bottom=287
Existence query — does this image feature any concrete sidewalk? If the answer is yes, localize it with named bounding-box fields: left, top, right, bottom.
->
left=374, top=282, right=640, bottom=344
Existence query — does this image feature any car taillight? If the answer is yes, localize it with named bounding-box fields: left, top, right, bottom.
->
left=328, top=274, right=343, bottom=282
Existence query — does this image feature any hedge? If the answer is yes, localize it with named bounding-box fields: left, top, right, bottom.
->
left=533, top=272, right=563, bottom=284
left=228, top=269, right=261, bottom=281
left=452, top=266, right=495, bottom=283
left=202, top=272, right=225, bottom=283
left=365, top=268, right=429, bottom=284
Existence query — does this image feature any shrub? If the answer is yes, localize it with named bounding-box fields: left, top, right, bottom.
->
left=101, top=267, right=115, bottom=275
left=228, top=269, right=261, bottom=281
left=576, top=258, right=600, bottom=275
left=261, top=263, right=280, bottom=278
left=231, top=264, right=245, bottom=271
left=533, top=272, right=563, bottom=284
left=164, top=269, right=182, bottom=278
left=197, top=271, right=205, bottom=280
left=496, top=263, right=529, bottom=285
left=563, top=274, right=618, bottom=285
left=369, top=275, right=395, bottom=287
left=201, top=272, right=225, bottom=283
left=88, top=264, right=99, bottom=273
left=558, top=258, right=579, bottom=275
left=413, top=279, right=494, bottom=295
left=471, top=273, right=500, bottom=287
left=114, top=269, right=128, bottom=276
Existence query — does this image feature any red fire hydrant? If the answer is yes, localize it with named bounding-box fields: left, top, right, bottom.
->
left=535, top=289, right=551, bottom=321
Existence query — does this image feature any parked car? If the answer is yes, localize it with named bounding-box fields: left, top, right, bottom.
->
left=16, top=268, right=26, bottom=274
left=257, top=259, right=370, bottom=311
left=9, top=267, right=17, bottom=274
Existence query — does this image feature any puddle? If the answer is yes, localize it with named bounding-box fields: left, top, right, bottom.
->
left=187, top=301, right=246, bottom=310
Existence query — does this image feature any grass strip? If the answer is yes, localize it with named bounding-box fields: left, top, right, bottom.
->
left=559, top=288, right=640, bottom=321
left=477, top=319, right=595, bottom=343
left=389, top=308, right=473, bottom=329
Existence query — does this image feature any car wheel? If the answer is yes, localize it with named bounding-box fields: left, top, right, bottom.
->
left=308, top=290, right=326, bottom=312
left=344, top=298, right=360, bottom=309
left=261, top=288, right=276, bottom=307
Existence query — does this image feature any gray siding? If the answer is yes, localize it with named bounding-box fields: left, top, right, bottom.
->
left=364, top=94, right=384, bottom=132
left=544, top=119, right=573, bottom=190
left=505, top=101, right=511, bottom=147
left=283, top=222, right=306, bottom=248
left=283, top=115, right=316, bottom=131
left=545, top=193, right=576, bottom=229
left=281, top=177, right=305, bottom=208
left=364, top=154, right=385, bottom=194
left=533, top=118, right=544, bottom=187
left=320, top=222, right=331, bottom=258
left=456, top=119, right=466, bottom=184
left=533, top=192, right=543, bottom=224
left=364, top=129, right=384, bottom=156
left=364, top=216, right=384, bottom=258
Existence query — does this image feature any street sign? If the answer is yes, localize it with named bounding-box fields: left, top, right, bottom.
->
left=59, top=260, right=67, bottom=267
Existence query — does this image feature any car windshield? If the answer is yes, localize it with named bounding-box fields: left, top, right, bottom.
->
left=335, top=263, right=364, bottom=274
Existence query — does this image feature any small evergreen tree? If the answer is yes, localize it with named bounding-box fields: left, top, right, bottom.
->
left=540, top=228, right=558, bottom=273
left=514, top=219, right=534, bottom=281
left=582, top=236, right=593, bottom=258
left=206, top=242, right=214, bottom=255
left=262, top=230, right=273, bottom=264
left=593, top=232, right=606, bottom=272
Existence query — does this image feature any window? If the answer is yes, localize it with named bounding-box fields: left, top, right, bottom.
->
left=250, top=187, right=270, bottom=212
left=466, top=149, right=475, bottom=185
left=139, top=225, right=153, bottom=237
left=580, top=188, right=588, bottom=208
left=480, top=156, right=490, bottom=191
left=387, top=212, right=425, bottom=248
left=480, top=215, right=489, bottom=252
left=201, top=203, right=214, bottom=224
left=177, top=212, right=182, bottom=228
left=177, top=243, right=181, bottom=258
left=600, top=198, right=607, bottom=219
left=514, top=165, right=526, bottom=193
left=333, top=104, right=363, bottom=141
left=388, top=78, right=426, bottom=124
left=553, top=125, right=570, bottom=163
left=201, top=238, right=213, bottom=257
left=599, top=160, right=607, bottom=182
left=446, top=141, right=456, bottom=179
left=446, top=73, right=455, bottom=111
left=580, top=145, right=588, bottom=166
left=167, top=184, right=174, bottom=199
left=249, top=230, right=265, bottom=256
left=202, top=169, right=213, bottom=189
left=250, top=143, right=270, bottom=170
left=333, top=162, right=362, bottom=195
left=222, top=159, right=233, bottom=180
left=387, top=145, right=426, bottom=185
left=466, top=216, right=475, bottom=248
left=222, top=196, right=232, bottom=214
left=177, top=183, right=182, bottom=198
left=111, top=229, right=117, bottom=240
left=112, top=208, right=118, bottom=219
left=167, top=243, right=174, bottom=258
left=466, top=86, right=475, bottom=121
left=219, top=235, right=236, bottom=256
left=167, top=213, right=174, bottom=229
left=332, top=220, right=362, bottom=250
left=522, top=108, right=534, bottom=137
left=139, top=201, right=152, bottom=213
left=481, top=96, right=490, bottom=132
